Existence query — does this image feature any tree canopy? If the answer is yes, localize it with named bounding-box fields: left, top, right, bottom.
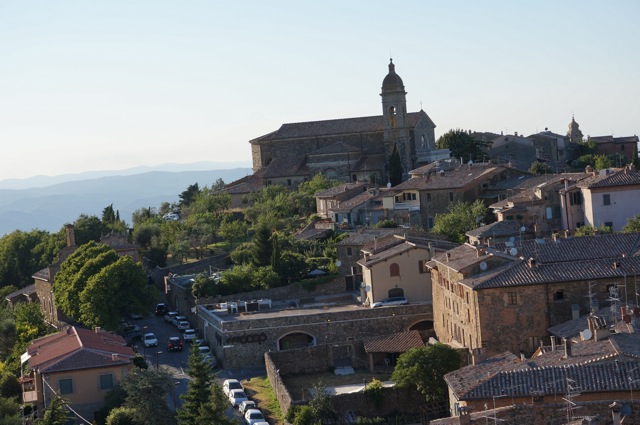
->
left=53, top=241, right=153, bottom=330
left=391, top=343, right=461, bottom=404
left=436, top=129, right=487, bottom=163
left=388, top=144, right=403, bottom=186
left=432, top=200, right=489, bottom=243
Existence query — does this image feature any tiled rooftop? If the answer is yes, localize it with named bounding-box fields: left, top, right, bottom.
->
left=577, top=168, right=640, bottom=189
left=316, top=182, right=365, bottom=198
left=394, top=163, right=503, bottom=191
left=363, top=330, right=424, bottom=353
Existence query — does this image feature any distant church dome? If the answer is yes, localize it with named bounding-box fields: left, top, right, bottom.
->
left=381, top=59, right=405, bottom=93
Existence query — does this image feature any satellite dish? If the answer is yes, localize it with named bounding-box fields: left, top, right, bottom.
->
left=479, top=261, right=487, bottom=271
left=509, top=236, right=515, bottom=242
left=582, top=329, right=593, bottom=340
left=521, top=226, right=526, bottom=232
left=386, top=182, right=391, bottom=188
left=365, top=285, right=371, bottom=293
left=509, top=247, right=518, bottom=257
left=336, top=260, right=342, bottom=267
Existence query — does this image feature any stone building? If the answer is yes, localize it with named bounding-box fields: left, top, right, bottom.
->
left=428, top=233, right=640, bottom=358
left=246, top=60, right=448, bottom=187
left=560, top=165, right=640, bottom=231
left=382, top=160, right=528, bottom=229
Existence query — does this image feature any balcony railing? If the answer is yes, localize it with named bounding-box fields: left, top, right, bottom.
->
left=393, top=202, right=420, bottom=212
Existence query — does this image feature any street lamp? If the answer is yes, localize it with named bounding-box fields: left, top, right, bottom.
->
left=155, top=351, right=162, bottom=369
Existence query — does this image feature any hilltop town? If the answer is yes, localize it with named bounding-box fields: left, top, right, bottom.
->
left=1, top=61, right=640, bottom=425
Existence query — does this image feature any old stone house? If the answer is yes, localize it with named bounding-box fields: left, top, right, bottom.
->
left=560, top=165, right=640, bottom=231
left=315, top=182, right=367, bottom=219
left=428, top=233, right=640, bottom=358
left=383, top=160, right=528, bottom=229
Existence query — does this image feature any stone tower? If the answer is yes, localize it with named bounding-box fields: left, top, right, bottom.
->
left=381, top=59, right=412, bottom=181
left=567, top=115, right=584, bottom=143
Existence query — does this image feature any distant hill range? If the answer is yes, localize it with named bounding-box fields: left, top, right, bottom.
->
left=0, top=162, right=252, bottom=236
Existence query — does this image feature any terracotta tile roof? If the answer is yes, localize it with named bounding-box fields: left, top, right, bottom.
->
left=308, top=142, right=361, bottom=156
left=251, top=112, right=428, bottom=142
left=589, top=135, right=639, bottom=144
left=363, top=331, right=424, bottom=353
left=446, top=347, right=640, bottom=400
left=4, top=284, right=37, bottom=300
left=316, top=183, right=365, bottom=198
left=577, top=169, right=640, bottom=189
left=294, top=227, right=331, bottom=241
left=395, top=164, right=504, bottom=191
left=359, top=241, right=429, bottom=267
left=262, top=155, right=308, bottom=178
left=27, top=327, right=134, bottom=373
left=330, top=191, right=375, bottom=213
left=466, top=221, right=531, bottom=239
left=336, top=229, right=408, bottom=246
left=223, top=169, right=265, bottom=194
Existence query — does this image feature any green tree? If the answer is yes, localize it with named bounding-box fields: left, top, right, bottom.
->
left=432, top=200, right=489, bottom=243
left=388, top=143, right=403, bottom=186
left=133, top=222, right=161, bottom=250
left=106, top=406, right=141, bottom=425
left=594, top=155, right=612, bottom=170
left=54, top=242, right=152, bottom=330
left=73, top=214, right=105, bottom=245
left=574, top=224, right=614, bottom=237
left=179, top=183, right=200, bottom=208
left=131, top=207, right=156, bottom=228
left=436, top=129, right=487, bottom=163
left=79, top=256, right=153, bottom=330
left=252, top=224, right=272, bottom=267
left=623, top=215, right=640, bottom=233
left=529, top=160, right=551, bottom=174
left=0, top=395, right=21, bottom=425
left=218, top=218, right=248, bottom=250
left=0, top=229, right=58, bottom=289
left=291, top=174, right=341, bottom=216
left=194, top=382, right=235, bottom=425
left=120, top=368, right=175, bottom=425
left=37, top=395, right=69, bottom=425
left=177, top=345, right=214, bottom=425
left=191, top=272, right=216, bottom=299
left=309, top=382, right=337, bottom=424
left=391, top=344, right=461, bottom=404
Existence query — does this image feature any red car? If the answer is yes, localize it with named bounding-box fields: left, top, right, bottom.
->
left=167, top=337, right=183, bottom=352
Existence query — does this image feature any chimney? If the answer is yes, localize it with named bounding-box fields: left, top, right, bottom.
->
left=528, top=258, right=536, bottom=268
left=446, top=253, right=451, bottom=262
left=95, top=327, right=101, bottom=333
left=550, top=336, right=556, bottom=351
left=112, top=353, right=119, bottom=361
left=563, top=338, right=572, bottom=358
left=65, top=224, right=76, bottom=247
left=610, top=402, right=622, bottom=425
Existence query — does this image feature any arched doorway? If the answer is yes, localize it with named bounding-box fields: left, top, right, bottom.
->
left=409, top=320, right=434, bottom=331
left=278, top=332, right=316, bottom=351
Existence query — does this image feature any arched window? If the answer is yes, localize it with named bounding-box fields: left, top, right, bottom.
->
left=390, top=263, right=400, bottom=277
left=325, top=168, right=338, bottom=179
left=388, top=106, right=397, bottom=128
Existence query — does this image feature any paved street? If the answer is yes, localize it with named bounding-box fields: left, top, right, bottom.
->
left=128, top=312, right=265, bottom=421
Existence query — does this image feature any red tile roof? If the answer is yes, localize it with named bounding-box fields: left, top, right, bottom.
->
left=363, top=330, right=424, bottom=353
left=27, top=327, right=134, bottom=373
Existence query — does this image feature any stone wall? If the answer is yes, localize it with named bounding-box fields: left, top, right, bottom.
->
left=198, top=302, right=433, bottom=369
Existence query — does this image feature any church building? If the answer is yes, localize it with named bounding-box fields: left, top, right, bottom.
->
left=248, top=60, right=449, bottom=188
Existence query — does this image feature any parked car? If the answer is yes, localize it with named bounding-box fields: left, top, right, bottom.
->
left=228, top=389, right=248, bottom=407
left=371, top=296, right=408, bottom=308
left=176, top=320, right=190, bottom=331
left=244, top=409, right=265, bottom=425
left=164, top=311, right=178, bottom=323
left=167, top=337, right=183, bottom=352
left=183, top=329, right=196, bottom=343
left=238, top=400, right=256, bottom=415
left=222, top=379, right=243, bottom=396
left=172, top=315, right=187, bottom=327
left=143, top=333, right=158, bottom=348
left=155, top=303, right=167, bottom=315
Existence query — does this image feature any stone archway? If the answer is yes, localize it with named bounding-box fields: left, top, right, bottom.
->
left=278, top=331, right=316, bottom=351
left=408, top=320, right=434, bottom=331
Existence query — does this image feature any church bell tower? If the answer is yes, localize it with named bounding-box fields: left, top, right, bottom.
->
left=381, top=59, right=411, bottom=181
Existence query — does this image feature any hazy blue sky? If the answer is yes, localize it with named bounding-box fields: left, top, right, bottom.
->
left=1, top=1, right=638, bottom=180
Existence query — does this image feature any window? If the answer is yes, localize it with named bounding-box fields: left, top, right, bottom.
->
left=287, top=179, right=291, bottom=186
left=100, top=374, right=114, bottom=390
left=426, top=193, right=431, bottom=202
left=449, top=192, right=454, bottom=202
left=59, top=378, right=73, bottom=395
left=621, top=144, right=625, bottom=151
left=427, top=217, right=434, bottom=229
left=346, top=247, right=352, bottom=256
left=351, top=266, right=358, bottom=275
left=604, top=222, right=613, bottom=228
left=390, top=263, right=400, bottom=277
left=418, top=260, right=427, bottom=274
left=388, top=106, right=397, bottom=128
left=603, top=194, right=611, bottom=206
left=554, top=206, right=561, bottom=219
left=508, top=292, right=517, bottom=305
left=546, top=207, right=553, bottom=219
left=570, top=192, right=582, bottom=205
left=554, top=290, right=564, bottom=301
left=506, top=215, right=513, bottom=221
left=352, top=174, right=357, bottom=182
